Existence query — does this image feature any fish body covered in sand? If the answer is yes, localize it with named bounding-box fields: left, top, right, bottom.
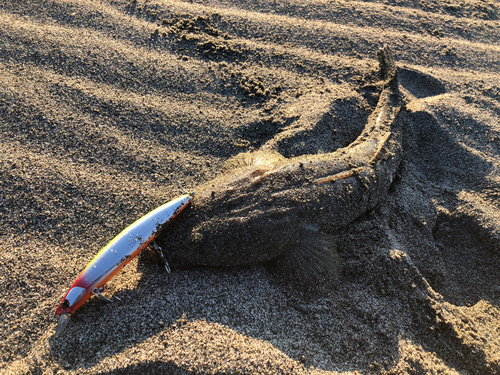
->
left=161, top=46, right=403, bottom=293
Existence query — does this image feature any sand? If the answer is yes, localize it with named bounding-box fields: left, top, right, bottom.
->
left=1, top=0, right=499, bottom=373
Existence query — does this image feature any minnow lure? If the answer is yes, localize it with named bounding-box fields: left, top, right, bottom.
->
left=54, top=194, right=192, bottom=337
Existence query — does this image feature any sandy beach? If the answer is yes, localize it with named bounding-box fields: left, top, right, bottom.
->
left=1, top=0, right=500, bottom=373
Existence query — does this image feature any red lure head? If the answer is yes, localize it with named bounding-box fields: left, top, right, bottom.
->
left=55, top=282, right=91, bottom=315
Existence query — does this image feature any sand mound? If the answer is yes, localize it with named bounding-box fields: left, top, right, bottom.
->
left=1, top=0, right=499, bottom=373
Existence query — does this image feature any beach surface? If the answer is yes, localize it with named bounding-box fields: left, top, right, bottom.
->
left=1, top=0, right=500, bottom=373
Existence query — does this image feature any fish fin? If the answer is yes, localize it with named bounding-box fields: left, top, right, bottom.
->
left=377, top=45, right=397, bottom=81
left=267, top=226, right=342, bottom=297
left=222, top=150, right=284, bottom=173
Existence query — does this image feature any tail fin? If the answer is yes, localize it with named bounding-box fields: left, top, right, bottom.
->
left=377, top=45, right=397, bottom=82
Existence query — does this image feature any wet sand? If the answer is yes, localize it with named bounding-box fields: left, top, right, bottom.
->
left=1, top=0, right=499, bottom=373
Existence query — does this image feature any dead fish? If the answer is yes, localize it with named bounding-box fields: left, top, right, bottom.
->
left=161, top=46, right=404, bottom=293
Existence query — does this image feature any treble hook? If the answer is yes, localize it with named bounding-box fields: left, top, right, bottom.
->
left=92, top=287, right=112, bottom=302
left=151, top=242, right=171, bottom=273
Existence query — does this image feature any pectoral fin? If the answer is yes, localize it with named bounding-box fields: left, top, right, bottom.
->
left=268, top=225, right=342, bottom=296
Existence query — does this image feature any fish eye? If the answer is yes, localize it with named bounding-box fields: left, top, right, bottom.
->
left=62, top=286, right=86, bottom=308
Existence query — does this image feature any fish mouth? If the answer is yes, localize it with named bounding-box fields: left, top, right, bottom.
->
left=54, top=312, right=72, bottom=338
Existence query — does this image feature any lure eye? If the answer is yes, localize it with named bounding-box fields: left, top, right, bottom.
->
left=62, top=286, right=86, bottom=308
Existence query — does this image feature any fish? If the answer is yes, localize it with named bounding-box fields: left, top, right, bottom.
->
left=160, top=46, right=403, bottom=294
left=54, top=194, right=192, bottom=337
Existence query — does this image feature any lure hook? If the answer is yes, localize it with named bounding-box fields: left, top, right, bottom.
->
left=151, top=242, right=171, bottom=273
left=92, top=287, right=112, bottom=302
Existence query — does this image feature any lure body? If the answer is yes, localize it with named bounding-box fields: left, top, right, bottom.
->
left=55, top=194, right=192, bottom=316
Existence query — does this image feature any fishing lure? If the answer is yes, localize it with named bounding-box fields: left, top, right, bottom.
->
left=54, top=193, right=192, bottom=337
